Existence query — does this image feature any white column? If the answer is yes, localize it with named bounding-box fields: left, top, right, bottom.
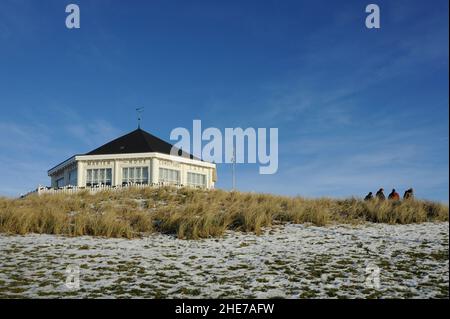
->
left=114, top=160, right=120, bottom=186
left=180, top=164, right=186, bottom=186
left=151, top=157, right=159, bottom=184
left=148, top=159, right=152, bottom=184
left=77, top=161, right=84, bottom=187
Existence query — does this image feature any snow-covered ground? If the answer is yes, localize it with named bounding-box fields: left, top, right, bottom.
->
left=0, top=222, right=448, bottom=298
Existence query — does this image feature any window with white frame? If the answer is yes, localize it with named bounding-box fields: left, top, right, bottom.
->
left=86, top=168, right=112, bottom=186
left=187, top=172, right=206, bottom=187
left=122, top=167, right=149, bottom=185
left=159, top=168, right=180, bottom=184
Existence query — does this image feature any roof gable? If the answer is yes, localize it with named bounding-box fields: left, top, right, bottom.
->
left=86, top=128, right=195, bottom=159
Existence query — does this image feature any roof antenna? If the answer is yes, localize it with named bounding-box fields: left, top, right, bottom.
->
left=136, top=107, right=144, bottom=129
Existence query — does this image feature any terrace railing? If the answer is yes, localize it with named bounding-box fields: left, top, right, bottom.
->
left=21, top=182, right=205, bottom=198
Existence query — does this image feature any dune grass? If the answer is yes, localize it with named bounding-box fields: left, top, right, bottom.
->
left=0, top=187, right=448, bottom=239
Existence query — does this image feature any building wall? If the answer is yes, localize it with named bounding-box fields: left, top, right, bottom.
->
left=50, top=163, right=78, bottom=188
left=49, top=153, right=216, bottom=189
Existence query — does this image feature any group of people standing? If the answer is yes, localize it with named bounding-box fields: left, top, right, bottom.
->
left=364, top=188, right=414, bottom=201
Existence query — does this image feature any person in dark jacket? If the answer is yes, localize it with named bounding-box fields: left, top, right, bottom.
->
left=403, top=188, right=414, bottom=200
left=376, top=188, right=385, bottom=200
left=388, top=189, right=400, bottom=201
left=364, top=192, right=373, bottom=201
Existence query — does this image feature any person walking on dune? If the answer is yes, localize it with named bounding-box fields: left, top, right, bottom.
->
left=364, top=192, right=373, bottom=201
left=388, top=189, right=400, bottom=201
left=376, top=188, right=385, bottom=200
left=403, top=188, right=414, bottom=200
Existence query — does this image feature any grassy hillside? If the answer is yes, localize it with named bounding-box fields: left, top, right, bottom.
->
left=0, top=187, right=448, bottom=239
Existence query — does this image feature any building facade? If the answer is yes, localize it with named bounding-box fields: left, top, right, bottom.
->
left=48, top=128, right=217, bottom=189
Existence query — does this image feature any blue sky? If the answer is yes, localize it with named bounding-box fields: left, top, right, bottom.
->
left=0, top=0, right=448, bottom=202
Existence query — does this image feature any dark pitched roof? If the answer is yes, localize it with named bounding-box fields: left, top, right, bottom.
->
left=85, top=128, right=196, bottom=159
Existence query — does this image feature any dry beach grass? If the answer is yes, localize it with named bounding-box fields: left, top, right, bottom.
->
left=0, top=187, right=448, bottom=239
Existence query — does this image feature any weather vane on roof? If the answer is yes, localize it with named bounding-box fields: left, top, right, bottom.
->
left=136, top=107, right=144, bottom=128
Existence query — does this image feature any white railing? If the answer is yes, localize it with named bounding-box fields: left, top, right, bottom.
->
left=21, top=182, right=206, bottom=198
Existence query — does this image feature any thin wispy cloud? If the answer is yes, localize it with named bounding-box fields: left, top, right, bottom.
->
left=0, top=107, right=119, bottom=196
left=66, top=120, right=121, bottom=149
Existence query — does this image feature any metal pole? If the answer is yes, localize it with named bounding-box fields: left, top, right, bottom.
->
left=232, top=147, right=236, bottom=191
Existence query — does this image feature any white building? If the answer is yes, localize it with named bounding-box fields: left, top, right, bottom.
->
left=48, top=128, right=217, bottom=189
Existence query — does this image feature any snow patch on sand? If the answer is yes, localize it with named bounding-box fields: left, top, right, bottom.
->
left=0, top=222, right=448, bottom=298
